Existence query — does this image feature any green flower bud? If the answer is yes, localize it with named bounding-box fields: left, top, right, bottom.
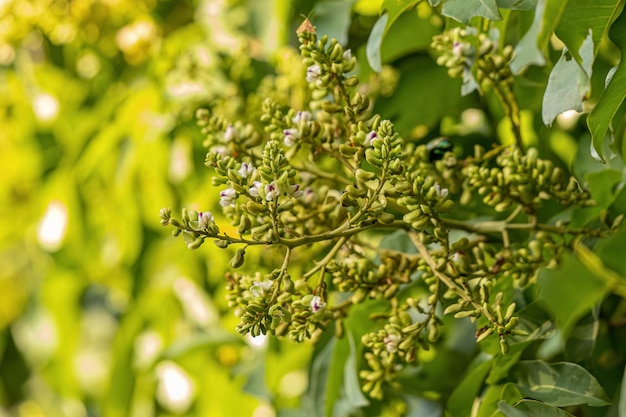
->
left=187, top=236, right=205, bottom=250
left=214, top=239, right=229, bottom=249
left=499, top=337, right=509, bottom=355
left=229, top=248, right=246, bottom=268
left=238, top=215, right=251, bottom=235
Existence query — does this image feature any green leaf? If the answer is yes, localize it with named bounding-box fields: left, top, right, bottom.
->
left=486, top=340, right=534, bottom=384
left=617, top=362, right=626, bottom=417
left=373, top=55, right=476, bottom=136
left=498, top=399, right=576, bottom=417
left=511, top=0, right=569, bottom=73
left=511, top=360, right=611, bottom=407
left=303, top=332, right=336, bottom=417
left=442, top=0, right=502, bottom=23
left=446, top=354, right=493, bottom=417
left=564, top=311, right=600, bottom=362
left=554, top=0, right=625, bottom=64
left=537, top=251, right=608, bottom=336
left=405, top=396, right=443, bottom=416
left=381, top=7, right=440, bottom=63
left=496, top=0, right=537, bottom=10
left=366, top=13, right=388, bottom=73
left=343, top=332, right=370, bottom=408
left=588, top=11, right=626, bottom=163
left=570, top=168, right=622, bottom=227
left=381, top=0, right=421, bottom=33
left=313, top=1, right=356, bottom=46
left=542, top=32, right=594, bottom=126
left=596, top=223, right=626, bottom=279
left=477, top=384, right=506, bottom=417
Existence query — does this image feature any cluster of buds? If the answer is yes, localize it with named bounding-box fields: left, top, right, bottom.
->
left=160, top=23, right=618, bottom=400
left=464, top=146, right=592, bottom=212
left=431, top=27, right=513, bottom=95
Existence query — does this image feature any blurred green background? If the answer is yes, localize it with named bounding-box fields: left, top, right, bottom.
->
left=0, top=0, right=368, bottom=415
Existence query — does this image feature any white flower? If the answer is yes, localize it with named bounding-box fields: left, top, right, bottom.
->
left=310, top=296, right=326, bottom=312
left=306, top=64, right=322, bottom=82
left=265, top=182, right=280, bottom=201
left=343, top=49, right=352, bottom=61
left=198, top=211, right=214, bottom=229
left=249, top=181, right=262, bottom=198
left=299, top=187, right=317, bottom=205
left=364, top=130, right=377, bottom=146
left=434, top=184, right=449, bottom=199
left=384, top=333, right=401, bottom=353
left=224, top=124, right=237, bottom=142
left=292, top=111, right=312, bottom=125
left=289, top=184, right=303, bottom=198
left=211, top=145, right=229, bottom=157
left=238, top=162, right=255, bottom=178
left=219, top=188, right=236, bottom=207
left=250, top=280, right=272, bottom=298
left=283, top=128, right=300, bottom=146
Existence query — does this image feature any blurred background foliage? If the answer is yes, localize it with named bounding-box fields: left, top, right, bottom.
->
left=2, top=0, right=626, bottom=416
left=0, top=0, right=330, bottom=415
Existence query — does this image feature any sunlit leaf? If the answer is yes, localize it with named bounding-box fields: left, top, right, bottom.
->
left=542, top=32, right=594, bottom=126
left=511, top=0, right=569, bottom=73
left=366, top=13, right=388, bottom=72
left=442, top=0, right=502, bottom=23
left=510, top=360, right=611, bottom=407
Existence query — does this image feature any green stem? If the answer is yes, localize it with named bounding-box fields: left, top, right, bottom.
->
left=302, top=236, right=348, bottom=280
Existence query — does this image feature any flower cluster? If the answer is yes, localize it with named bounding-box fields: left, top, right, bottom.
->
left=159, top=23, right=620, bottom=400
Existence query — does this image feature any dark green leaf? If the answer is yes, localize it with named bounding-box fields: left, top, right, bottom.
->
left=496, top=0, right=537, bottom=10
left=596, top=224, right=626, bottom=279
left=381, top=0, right=421, bottom=33
left=542, top=32, right=594, bottom=126
left=381, top=7, right=440, bottom=63
left=588, top=11, right=626, bottom=163
left=442, top=0, right=502, bottom=23
left=570, top=168, right=622, bottom=227
left=476, top=385, right=506, bottom=417
left=498, top=399, right=576, bottom=417
left=511, top=360, right=611, bottom=407
left=366, top=13, right=388, bottom=73
left=555, top=0, right=625, bottom=64
left=564, top=311, right=600, bottom=362
left=537, top=251, right=608, bottom=336
left=511, top=0, right=569, bottom=73
left=617, top=362, right=626, bottom=417
left=373, top=55, right=475, bottom=136
left=486, top=340, right=534, bottom=384
left=447, top=354, right=493, bottom=417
